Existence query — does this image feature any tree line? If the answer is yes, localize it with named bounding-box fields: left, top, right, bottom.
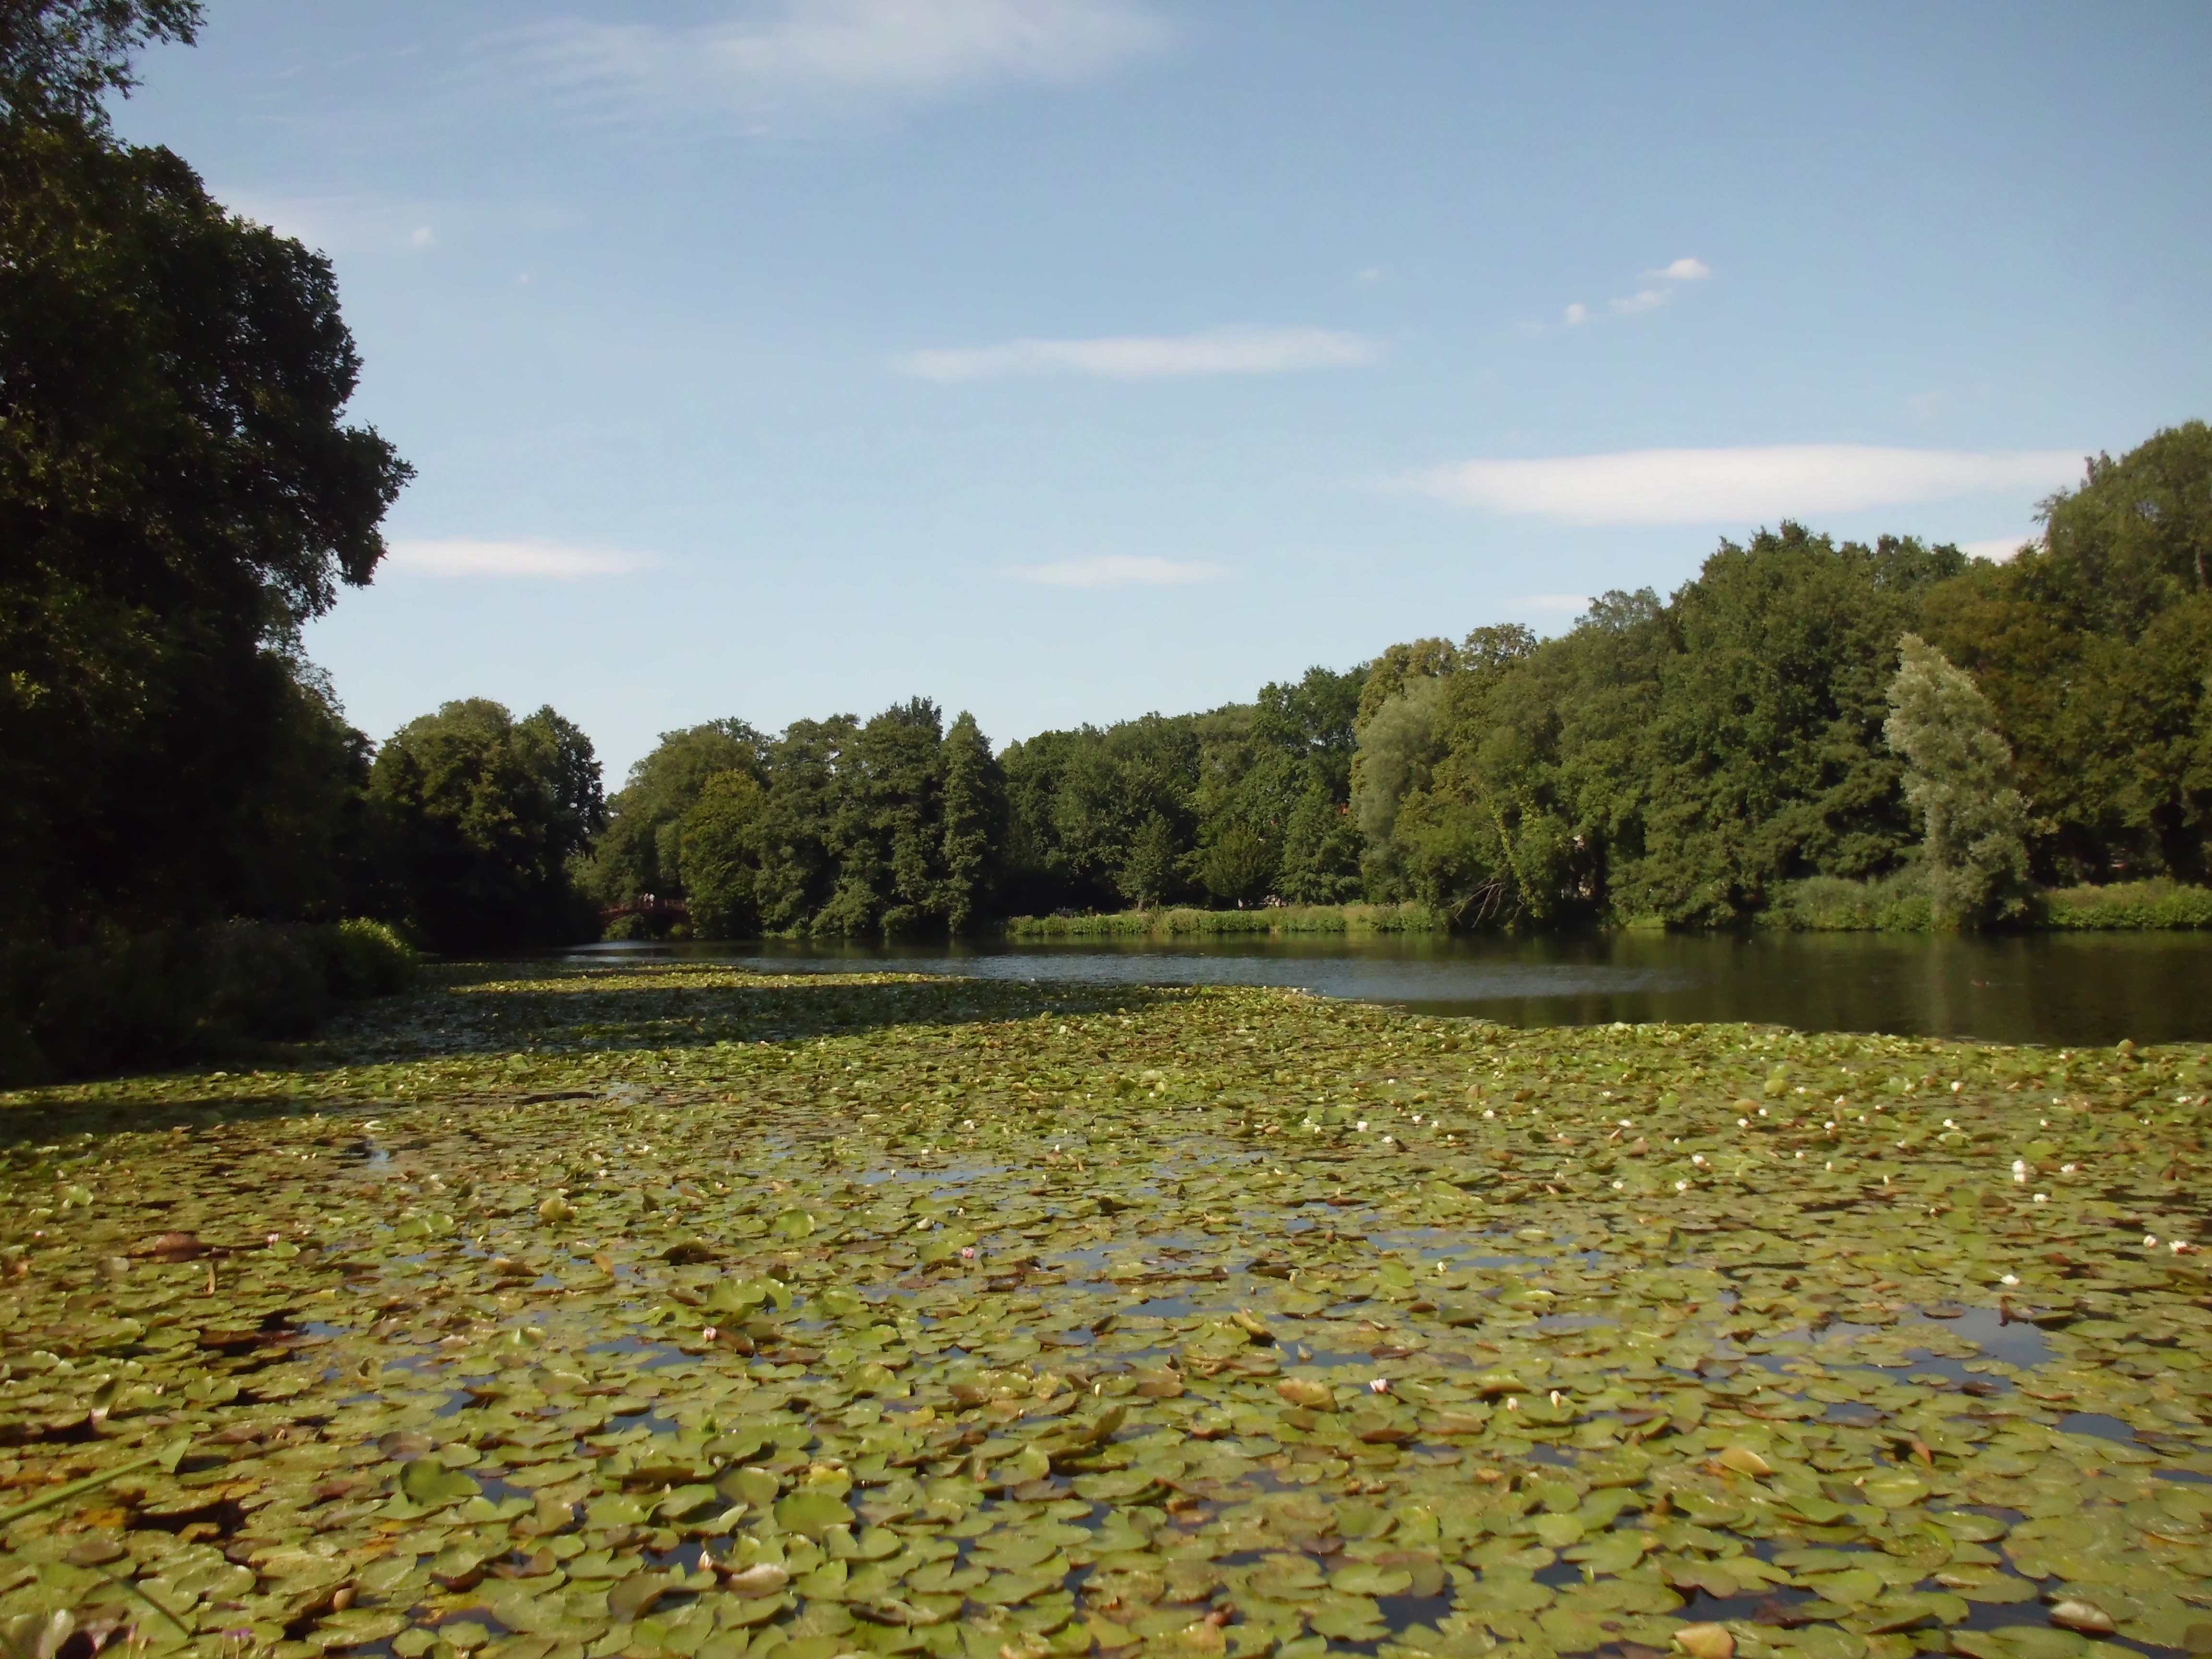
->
left=573, top=419, right=2208, bottom=939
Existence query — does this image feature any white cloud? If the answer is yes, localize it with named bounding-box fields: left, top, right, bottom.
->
left=1005, top=555, right=1223, bottom=588
left=1516, top=593, right=1592, bottom=613
left=1397, top=445, right=2083, bottom=526
left=510, top=0, right=1168, bottom=111
left=1610, top=288, right=1671, bottom=315
left=1561, top=302, right=1590, bottom=326
left=384, top=539, right=656, bottom=579
left=1961, top=535, right=2039, bottom=562
left=896, top=326, right=1379, bottom=382
left=409, top=225, right=436, bottom=248
left=1648, top=256, right=1712, bottom=282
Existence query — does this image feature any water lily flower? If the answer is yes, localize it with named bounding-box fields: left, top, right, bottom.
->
left=1369, top=1378, right=1390, bottom=1394
left=1675, top=1180, right=1689, bottom=1192
left=1482, top=1109, right=1494, bottom=1119
left=2061, top=1163, right=2077, bottom=1173
left=960, top=1246, right=976, bottom=1260
left=1356, top=1121, right=1368, bottom=1131
left=702, top=1326, right=718, bottom=1340
left=1739, top=1118, right=1750, bottom=1128
left=1549, top=1390, right=1564, bottom=1407
left=2011, top=1159, right=2028, bottom=1182
left=2145, top=1235, right=2159, bottom=1248
left=2033, top=1193, right=2048, bottom=1203
left=1504, top=1396, right=1519, bottom=1410
left=2172, top=1240, right=2193, bottom=1254
left=2000, top=1274, right=2019, bottom=1286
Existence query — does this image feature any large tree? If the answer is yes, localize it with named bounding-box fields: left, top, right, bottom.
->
left=368, top=701, right=604, bottom=954
left=1, top=0, right=411, bottom=942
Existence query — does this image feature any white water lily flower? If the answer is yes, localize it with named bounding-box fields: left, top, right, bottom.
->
left=2061, top=1163, right=2077, bottom=1173
left=1612, top=1180, right=1626, bottom=1190
left=2000, top=1274, right=2019, bottom=1286
left=2145, top=1235, right=2160, bottom=1248
left=1618, top=1119, right=1634, bottom=1128
left=1951, top=1082, right=1963, bottom=1093
left=2012, top=1160, right=2028, bottom=1182
left=2173, top=1240, right=2193, bottom=1254
left=1943, top=1119, right=1956, bottom=1129
left=1675, top=1180, right=1689, bottom=1192
left=1739, top=1118, right=1750, bottom=1128
left=701, top=1326, right=718, bottom=1340
left=1369, top=1378, right=1390, bottom=1394
left=1356, top=1121, right=1368, bottom=1131
left=2033, top=1194, right=2048, bottom=1203
left=1482, top=1109, right=1495, bottom=1119
left=1692, top=1154, right=1707, bottom=1167
left=1795, top=1151, right=1805, bottom=1159
left=1504, top=1396, right=1520, bottom=1410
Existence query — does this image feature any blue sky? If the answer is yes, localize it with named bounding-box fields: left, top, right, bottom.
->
left=115, top=0, right=2212, bottom=781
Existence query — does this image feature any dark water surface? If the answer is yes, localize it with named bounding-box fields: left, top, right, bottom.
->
left=574, top=930, right=2212, bottom=1046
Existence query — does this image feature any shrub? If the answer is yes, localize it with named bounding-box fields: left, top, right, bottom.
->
left=0, top=919, right=418, bottom=1087
left=1762, top=873, right=1934, bottom=932
left=2037, top=880, right=2212, bottom=930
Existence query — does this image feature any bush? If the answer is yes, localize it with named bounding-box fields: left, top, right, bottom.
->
left=0, top=919, right=418, bottom=1087
left=2037, top=879, right=2212, bottom=930
left=1761, top=873, right=1934, bottom=932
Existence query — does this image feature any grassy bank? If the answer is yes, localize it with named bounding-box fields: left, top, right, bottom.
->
left=1006, top=901, right=1445, bottom=938
left=3, top=962, right=2209, bottom=1657
left=1760, top=874, right=2212, bottom=933
left=2038, top=877, right=2212, bottom=929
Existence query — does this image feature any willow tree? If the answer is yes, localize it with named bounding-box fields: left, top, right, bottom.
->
left=1884, top=635, right=2030, bottom=927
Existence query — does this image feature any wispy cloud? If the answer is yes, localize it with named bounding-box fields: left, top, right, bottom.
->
left=1516, top=593, right=1592, bottom=613
left=1005, top=555, right=1223, bottom=588
left=1397, top=445, right=2082, bottom=526
left=1539, top=255, right=1711, bottom=333
left=384, top=539, right=657, bottom=579
left=1961, top=534, right=2039, bottom=563
left=507, top=0, right=1169, bottom=114
left=897, top=327, right=1380, bottom=382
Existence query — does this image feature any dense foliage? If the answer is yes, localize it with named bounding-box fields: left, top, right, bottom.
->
left=0, top=0, right=410, bottom=948
left=367, top=700, right=606, bottom=955
left=582, top=702, right=1005, bottom=940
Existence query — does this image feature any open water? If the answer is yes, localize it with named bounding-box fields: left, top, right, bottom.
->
left=574, top=929, right=2212, bottom=1047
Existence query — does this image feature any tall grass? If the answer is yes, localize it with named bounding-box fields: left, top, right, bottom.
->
left=0, top=919, right=416, bottom=1087
left=2037, top=879, right=2212, bottom=930
left=1760, top=873, right=1935, bottom=932
left=1006, top=902, right=1445, bottom=938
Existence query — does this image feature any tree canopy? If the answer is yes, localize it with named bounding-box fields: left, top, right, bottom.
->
left=1, top=0, right=409, bottom=946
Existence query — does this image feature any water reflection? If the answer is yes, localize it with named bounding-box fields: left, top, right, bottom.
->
left=573, top=929, right=2212, bottom=1046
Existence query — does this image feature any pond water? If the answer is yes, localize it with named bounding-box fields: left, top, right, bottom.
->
left=575, top=929, right=2212, bottom=1046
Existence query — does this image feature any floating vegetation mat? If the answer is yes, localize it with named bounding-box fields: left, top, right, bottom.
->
left=2, top=965, right=2210, bottom=1659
